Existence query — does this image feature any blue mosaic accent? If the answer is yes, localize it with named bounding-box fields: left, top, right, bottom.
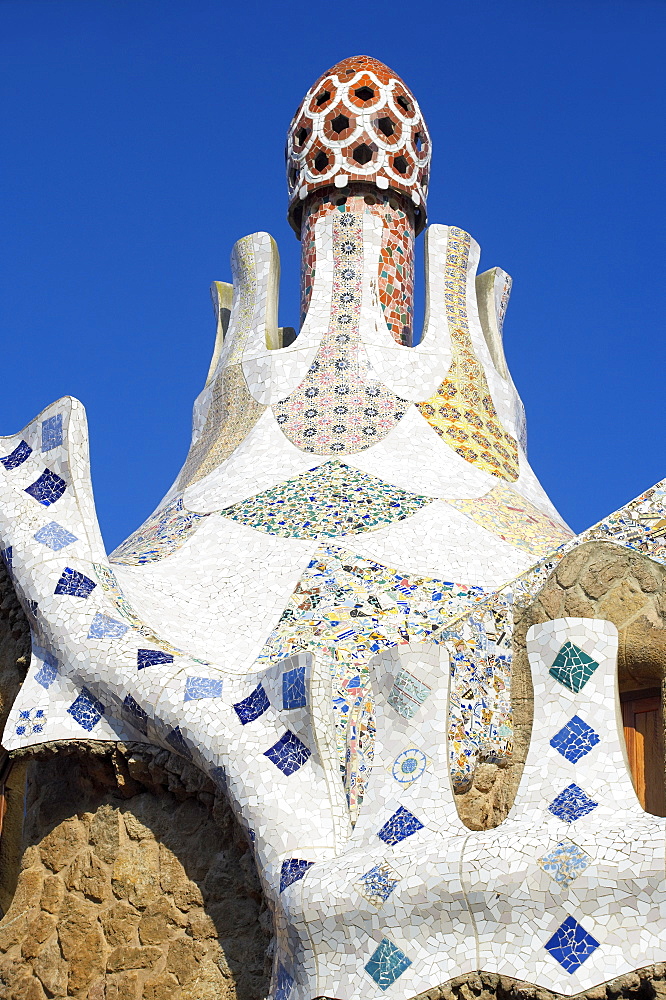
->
left=392, top=748, right=428, bottom=784
left=41, top=414, right=63, bottom=452
left=88, top=613, right=130, bottom=639
left=34, top=647, right=58, bottom=689
left=377, top=805, right=424, bottom=846
left=24, top=469, right=67, bottom=506
left=122, top=694, right=148, bottom=735
left=538, top=839, right=592, bottom=888
left=280, top=858, right=314, bottom=892
left=357, top=863, right=399, bottom=905
left=275, top=963, right=294, bottom=1000
left=137, top=648, right=174, bottom=670
left=264, top=731, right=311, bottom=775
left=545, top=915, right=599, bottom=973
left=166, top=725, right=192, bottom=759
left=34, top=521, right=78, bottom=551
left=184, top=676, right=223, bottom=701
left=15, top=708, right=46, bottom=737
left=550, top=715, right=600, bottom=764
left=549, top=642, right=599, bottom=693
left=282, top=666, right=306, bottom=709
left=365, top=937, right=412, bottom=991
left=67, top=687, right=104, bottom=731
left=54, top=567, right=96, bottom=598
left=0, top=439, right=32, bottom=470
left=234, top=683, right=271, bottom=724
left=548, top=783, right=598, bottom=823
left=210, top=765, right=227, bottom=789
left=387, top=669, right=431, bottom=719
left=1, top=546, right=12, bottom=571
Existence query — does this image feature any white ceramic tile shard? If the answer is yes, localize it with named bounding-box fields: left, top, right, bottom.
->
left=2, top=55, right=666, bottom=1000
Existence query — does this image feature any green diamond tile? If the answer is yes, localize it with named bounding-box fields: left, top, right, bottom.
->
left=548, top=641, right=599, bottom=693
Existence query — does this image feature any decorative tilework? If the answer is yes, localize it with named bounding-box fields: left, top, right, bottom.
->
left=538, top=840, right=592, bottom=888
left=0, top=439, right=32, bottom=470
left=448, top=483, right=573, bottom=557
left=416, top=228, right=519, bottom=481
left=110, top=495, right=209, bottom=565
left=41, top=414, right=63, bottom=452
left=166, top=726, right=192, bottom=759
left=25, top=469, right=67, bottom=506
left=356, top=862, right=400, bottom=905
left=377, top=805, right=424, bottom=845
left=220, top=460, right=430, bottom=538
left=545, top=916, right=600, bottom=973
left=548, top=783, right=598, bottom=823
left=34, top=521, right=78, bottom=551
left=67, top=688, right=104, bottom=731
left=273, top=213, right=408, bottom=454
left=54, top=568, right=96, bottom=598
left=365, top=937, right=412, bottom=991
left=1, top=546, right=12, bottom=571
left=184, top=676, right=223, bottom=701
left=282, top=667, right=306, bottom=709
left=391, top=747, right=427, bottom=783
left=234, top=684, right=270, bottom=724
left=15, top=708, right=46, bottom=737
left=87, top=613, right=130, bottom=639
left=274, top=963, right=294, bottom=1000
left=280, top=858, right=314, bottom=892
left=122, top=694, right=148, bottom=734
left=387, top=669, right=431, bottom=718
left=94, top=563, right=181, bottom=655
left=263, top=731, right=311, bottom=775
left=34, top=648, right=58, bottom=689
left=549, top=642, right=599, bottom=693
left=550, top=715, right=600, bottom=763
left=137, top=649, right=174, bottom=670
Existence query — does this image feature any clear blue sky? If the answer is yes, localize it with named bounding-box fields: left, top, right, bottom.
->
left=1, top=0, right=664, bottom=550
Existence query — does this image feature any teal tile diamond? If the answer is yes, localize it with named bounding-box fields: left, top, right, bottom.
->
left=549, top=642, right=599, bottom=693
left=365, top=937, right=411, bottom=991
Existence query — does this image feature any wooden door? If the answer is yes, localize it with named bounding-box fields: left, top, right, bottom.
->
left=621, top=688, right=666, bottom=816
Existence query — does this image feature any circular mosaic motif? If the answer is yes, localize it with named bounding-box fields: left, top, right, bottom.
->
left=392, top=748, right=428, bottom=784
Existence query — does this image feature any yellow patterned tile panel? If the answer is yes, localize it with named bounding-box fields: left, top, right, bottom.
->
left=448, top=482, right=573, bottom=557
left=416, top=227, right=520, bottom=481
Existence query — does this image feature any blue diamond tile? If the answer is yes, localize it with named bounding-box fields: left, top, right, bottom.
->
left=34, top=521, right=78, bottom=551
left=54, top=567, right=96, bottom=598
left=545, top=915, right=599, bottom=972
left=549, top=642, right=599, bottom=693
left=184, top=676, right=223, bottom=701
left=24, top=469, right=67, bottom=506
left=137, top=648, right=174, bottom=670
left=550, top=715, right=600, bottom=764
left=377, top=805, right=424, bottom=846
left=67, top=687, right=104, bottom=731
left=88, top=613, right=130, bottom=639
left=41, top=414, right=63, bottom=452
left=357, top=863, right=400, bottom=905
left=275, top=963, right=294, bottom=1000
left=166, top=725, right=192, bottom=759
left=365, top=937, right=412, bottom=991
left=538, top=840, right=592, bottom=888
left=263, top=731, right=311, bottom=775
left=0, top=440, right=32, bottom=470
left=122, top=694, right=148, bottom=735
left=234, top=683, right=270, bottom=724
left=282, top=666, right=307, bottom=709
left=34, top=647, right=58, bottom=689
left=1, top=546, right=12, bottom=571
left=280, top=858, right=314, bottom=892
left=548, top=783, right=598, bottom=823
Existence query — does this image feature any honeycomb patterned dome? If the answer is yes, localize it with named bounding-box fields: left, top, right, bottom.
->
left=286, top=55, right=431, bottom=235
